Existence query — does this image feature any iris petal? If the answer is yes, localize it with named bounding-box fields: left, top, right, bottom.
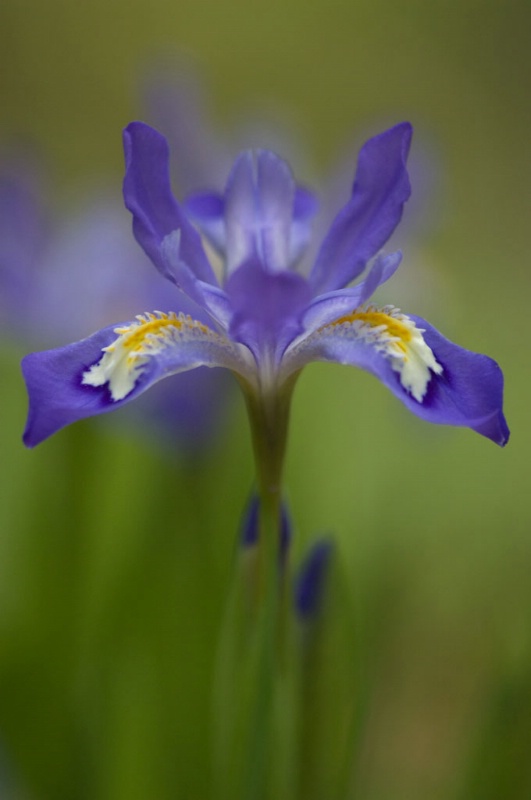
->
left=282, top=309, right=508, bottom=446
left=123, top=122, right=217, bottom=286
left=224, top=149, right=295, bottom=275
left=309, top=123, right=412, bottom=293
left=22, top=315, right=251, bottom=447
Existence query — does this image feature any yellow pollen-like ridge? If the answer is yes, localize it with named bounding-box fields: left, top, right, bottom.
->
left=315, top=303, right=443, bottom=402
left=109, top=312, right=209, bottom=355
left=82, top=310, right=227, bottom=402
left=331, top=307, right=413, bottom=348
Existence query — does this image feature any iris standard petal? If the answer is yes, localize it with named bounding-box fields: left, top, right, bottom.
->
left=123, top=122, right=217, bottom=286
left=309, top=123, right=412, bottom=294
left=281, top=307, right=508, bottom=446
left=186, top=179, right=318, bottom=270
left=22, top=313, right=251, bottom=447
left=224, top=149, right=295, bottom=275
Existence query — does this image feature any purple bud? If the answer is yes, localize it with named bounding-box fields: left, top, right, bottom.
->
left=240, top=493, right=260, bottom=548
left=239, top=493, right=292, bottom=564
left=295, top=539, right=334, bottom=620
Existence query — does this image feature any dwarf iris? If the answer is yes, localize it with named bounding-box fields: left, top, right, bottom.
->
left=22, top=122, right=508, bottom=511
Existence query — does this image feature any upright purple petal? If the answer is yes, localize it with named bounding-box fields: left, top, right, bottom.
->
left=224, top=150, right=295, bottom=274
left=309, top=123, right=412, bottom=293
left=122, top=122, right=217, bottom=286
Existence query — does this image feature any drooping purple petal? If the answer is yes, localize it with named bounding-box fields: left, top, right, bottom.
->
left=408, top=317, right=509, bottom=445
left=122, top=122, right=217, bottom=286
left=309, top=123, right=412, bottom=294
left=301, top=251, right=402, bottom=334
left=22, top=317, right=249, bottom=447
left=282, top=314, right=508, bottom=446
left=226, top=257, right=312, bottom=361
left=224, top=149, right=295, bottom=274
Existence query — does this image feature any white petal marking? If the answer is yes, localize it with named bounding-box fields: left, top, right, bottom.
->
left=286, top=304, right=442, bottom=401
left=82, top=311, right=240, bottom=401
left=329, top=304, right=442, bottom=400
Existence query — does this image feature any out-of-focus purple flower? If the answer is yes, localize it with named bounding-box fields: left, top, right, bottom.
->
left=0, top=155, right=233, bottom=452
left=22, top=121, right=508, bottom=448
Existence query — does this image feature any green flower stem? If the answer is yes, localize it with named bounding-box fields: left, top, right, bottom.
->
left=236, top=369, right=300, bottom=605
left=237, top=373, right=299, bottom=799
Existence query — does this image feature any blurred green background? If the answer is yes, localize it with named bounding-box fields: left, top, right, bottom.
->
left=1, top=1, right=530, bottom=798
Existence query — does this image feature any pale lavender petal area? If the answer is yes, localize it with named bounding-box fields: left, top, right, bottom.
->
left=301, top=252, right=402, bottom=334
left=22, top=320, right=247, bottom=447
left=0, top=156, right=49, bottom=328
left=184, top=184, right=318, bottom=267
left=123, top=122, right=217, bottom=286
left=283, top=315, right=508, bottom=446
left=226, top=258, right=312, bottom=361
left=159, top=231, right=233, bottom=327
left=309, top=123, right=412, bottom=294
left=224, top=149, right=296, bottom=274
left=183, top=192, right=226, bottom=253
left=141, top=66, right=231, bottom=193
left=290, top=187, right=319, bottom=265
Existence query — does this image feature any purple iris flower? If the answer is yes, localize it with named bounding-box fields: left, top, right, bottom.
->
left=22, top=121, right=508, bottom=449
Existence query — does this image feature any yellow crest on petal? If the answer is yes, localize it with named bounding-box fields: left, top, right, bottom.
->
left=325, top=304, right=443, bottom=401
left=82, top=312, right=210, bottom=401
